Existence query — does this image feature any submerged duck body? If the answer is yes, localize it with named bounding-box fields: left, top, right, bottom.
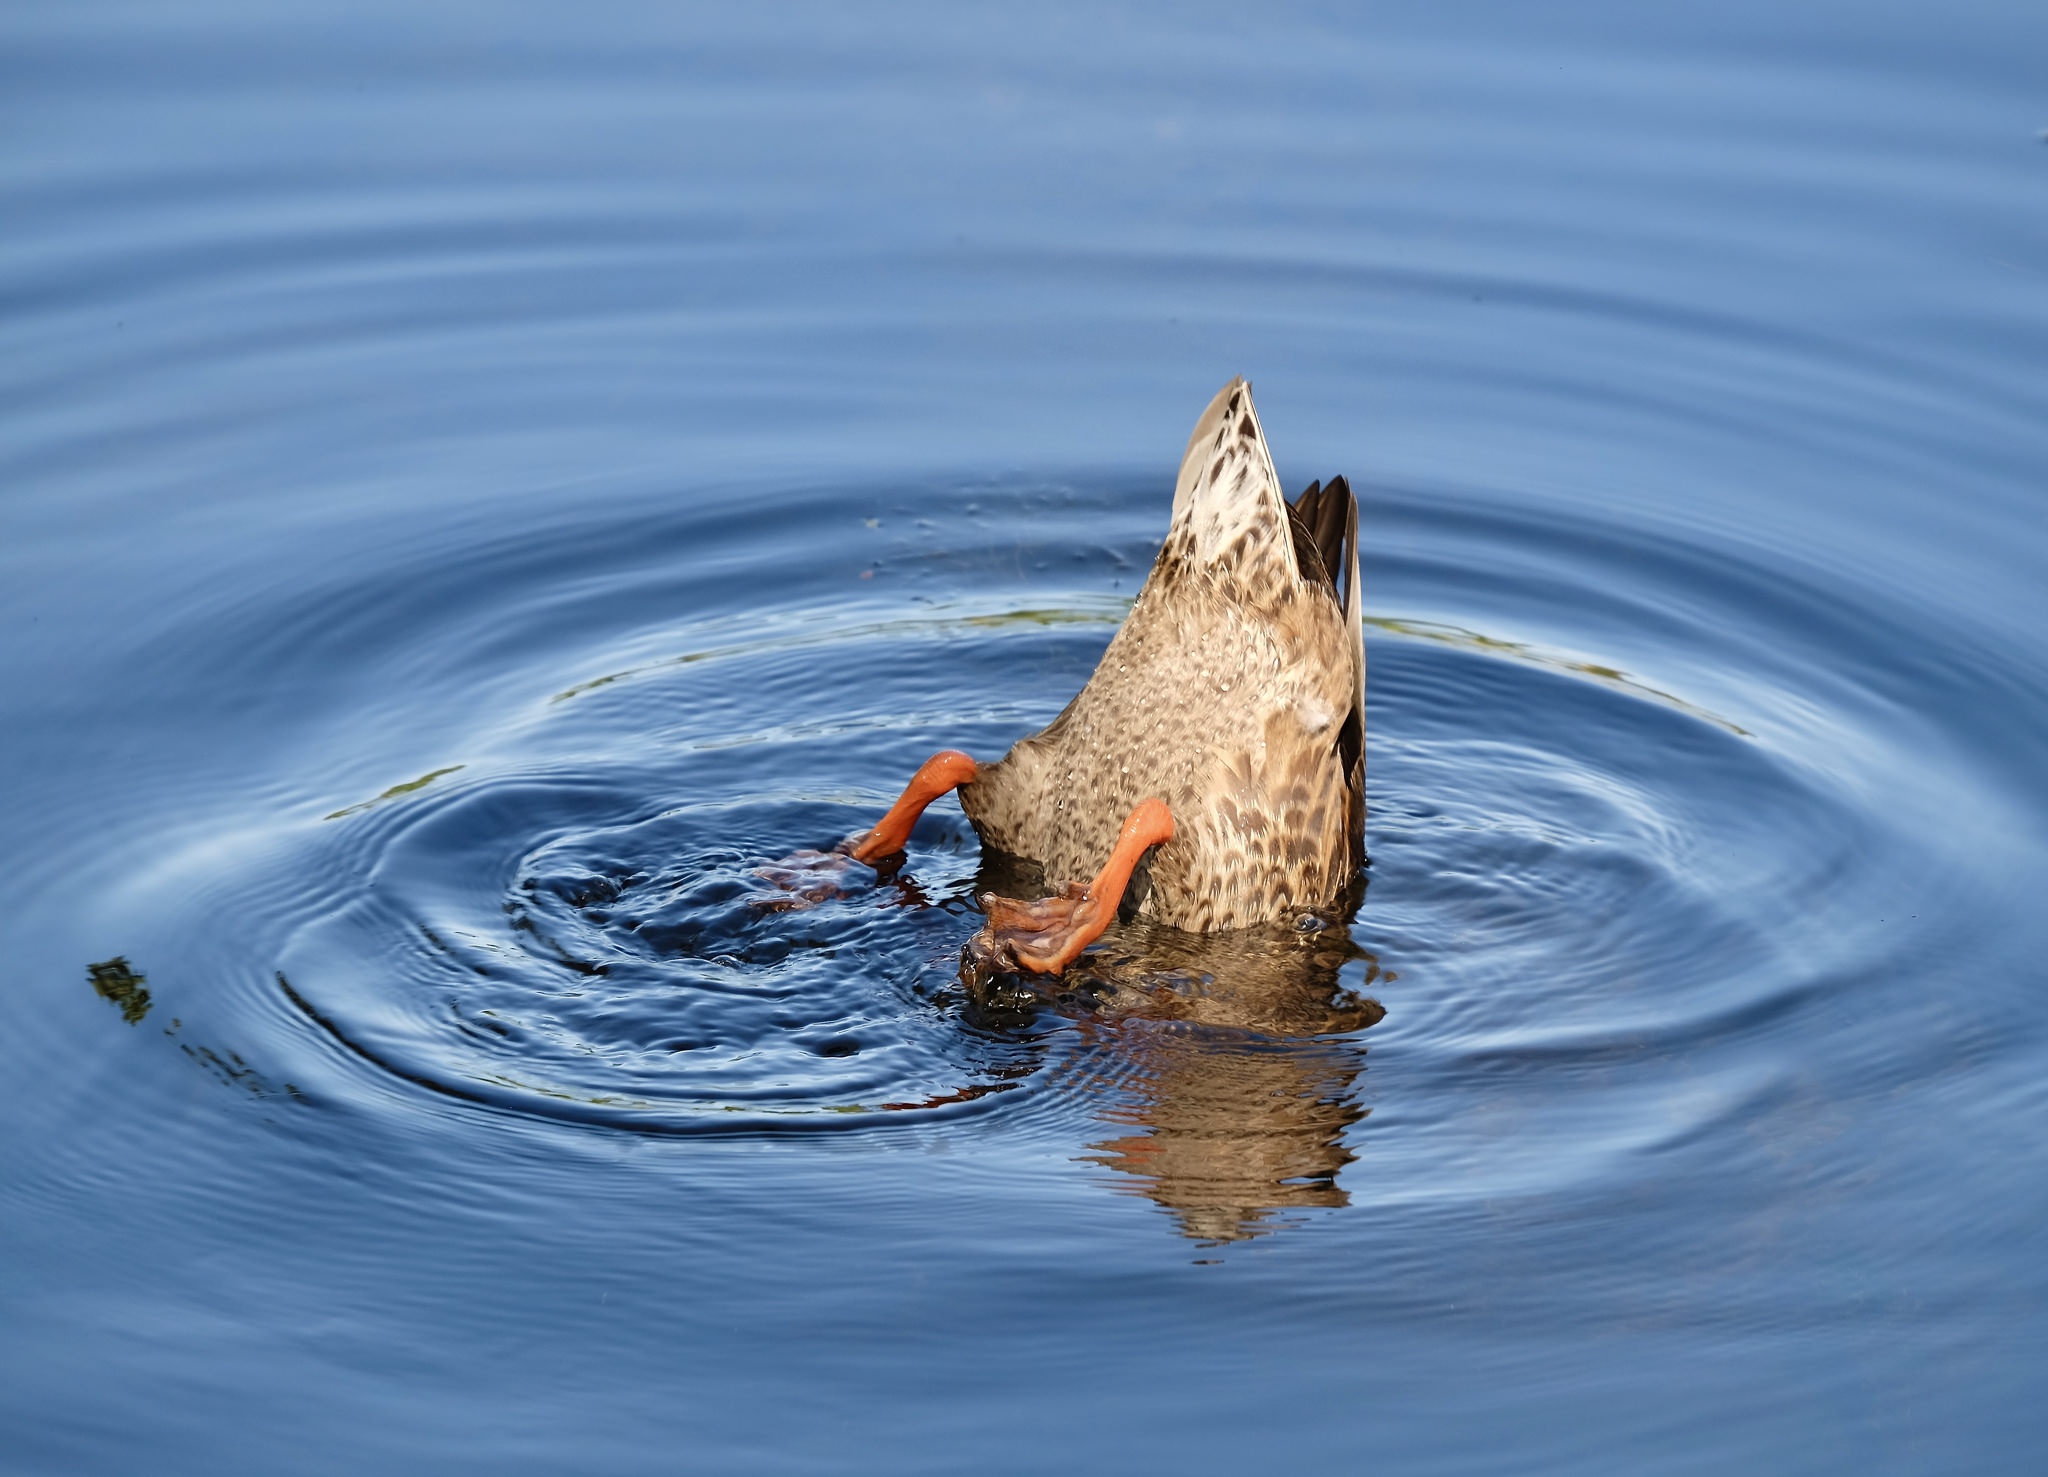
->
left=962, top=378, right=1364, bottom=931
left=850, top=377, right=1364, bottom=969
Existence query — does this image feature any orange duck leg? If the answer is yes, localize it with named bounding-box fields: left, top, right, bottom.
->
left=848, top=750, right=980, bottom=864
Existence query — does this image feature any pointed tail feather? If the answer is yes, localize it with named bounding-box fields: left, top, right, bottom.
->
left=1166, top=379, right=1296, bottom=583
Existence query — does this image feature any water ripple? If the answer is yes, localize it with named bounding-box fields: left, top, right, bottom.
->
left=80, top=469, right=2023, bottom=1247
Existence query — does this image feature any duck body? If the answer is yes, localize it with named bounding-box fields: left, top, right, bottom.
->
left=958, top=378, right=1365, bottom=933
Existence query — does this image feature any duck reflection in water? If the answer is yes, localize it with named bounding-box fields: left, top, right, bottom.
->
left=965, top=853, right=1386, bottom=1245
left=1085, top=1022, right=1374, bottom=1246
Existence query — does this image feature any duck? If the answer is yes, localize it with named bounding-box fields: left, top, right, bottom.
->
left=848, top=377, right=1365, bottom=975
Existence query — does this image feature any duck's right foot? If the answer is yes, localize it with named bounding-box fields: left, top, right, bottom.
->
left=963, top=796, right=1175, bottom=976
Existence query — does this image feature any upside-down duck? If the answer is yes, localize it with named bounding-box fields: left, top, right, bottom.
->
left=848, top=377, right=1365, bottom=974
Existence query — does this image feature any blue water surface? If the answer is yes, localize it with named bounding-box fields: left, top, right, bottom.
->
left=4, top=2, right=2047, bottom=1472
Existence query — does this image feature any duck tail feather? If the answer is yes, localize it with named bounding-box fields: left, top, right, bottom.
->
left=1166, top=378, right=1297, bottom=587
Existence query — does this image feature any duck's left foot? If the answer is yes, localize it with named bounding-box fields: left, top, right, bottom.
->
left=849, top=750, right=979, bottom=864
left=967, top=797, right=1175, bottom=975
left=753, top=750, right=979, bottom=911
left=751, top=848, right=860, bottom=911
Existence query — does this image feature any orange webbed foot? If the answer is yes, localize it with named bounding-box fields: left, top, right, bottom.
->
left=750, top=849, right=859, bottom=911
left=969, top=797, right=1175, bottom=975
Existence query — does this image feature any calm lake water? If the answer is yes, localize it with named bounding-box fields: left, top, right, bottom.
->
left=5, top=2, right=2046, bottom=1472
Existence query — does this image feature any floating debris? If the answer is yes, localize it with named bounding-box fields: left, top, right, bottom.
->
left=325, top=764, right=465, bottom=820
left=87, top=956, right=152, bottom=1025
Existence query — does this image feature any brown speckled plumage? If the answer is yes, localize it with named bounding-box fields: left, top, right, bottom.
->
left=959, top=378, right=1365, bottom=932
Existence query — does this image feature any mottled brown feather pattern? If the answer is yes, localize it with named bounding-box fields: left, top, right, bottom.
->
left=960, top=378, right=1366, bottom=932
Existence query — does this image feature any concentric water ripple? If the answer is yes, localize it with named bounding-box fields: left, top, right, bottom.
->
left=8, top=2, right=2048, bottom=1465
left=101, top=473, right=2015, bottom=1249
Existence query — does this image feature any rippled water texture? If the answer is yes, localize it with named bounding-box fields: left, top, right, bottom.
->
left=6, top=2, right=2048, bottom=1472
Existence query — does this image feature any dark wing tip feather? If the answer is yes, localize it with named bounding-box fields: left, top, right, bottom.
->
left=1319, top=475, right=1353, bottom=612
left=1286, top=479, right=1330, bottom=590
left=1286, top=475, right=1355, bottom=606
left=1292, top=475, right=1365, bottom=873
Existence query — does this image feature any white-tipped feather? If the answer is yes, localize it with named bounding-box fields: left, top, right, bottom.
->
left=1168, top=377, right=1295, bottom=576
